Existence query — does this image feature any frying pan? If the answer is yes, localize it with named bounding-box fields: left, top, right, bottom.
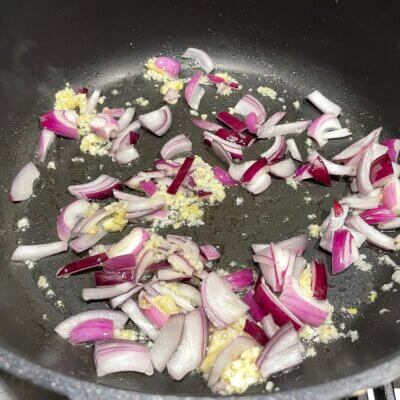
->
left=0, top=0, right=399, bottom=399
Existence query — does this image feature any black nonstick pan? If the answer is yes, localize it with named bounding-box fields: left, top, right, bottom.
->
left=0, top=1, right=400, bottom=399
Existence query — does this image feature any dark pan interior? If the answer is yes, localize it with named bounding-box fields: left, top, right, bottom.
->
left=0, top=0, right=400, bottom=398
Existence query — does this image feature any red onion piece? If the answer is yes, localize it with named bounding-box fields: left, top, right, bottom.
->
left=40, top=110, right=78, bottom=139
left=154, top=56, right=181, bottom=78
left=82, top=282, right=135, bottom=301
left=37, top=129, right=55, bottom=162
left=204, top=131, right=244, bottom=160
left=269, top=158, right=297, bottom=178
left=130, top=131, right=140, bottom=145
left=280, top=277, right=330, bottom=327
left=161, top=134, right=192, bottom=160
left=267, top=120, right=311, bottom=138
left=139, top=180, right=158, bottom=197
left=309, top=156, right=331, bottom=186
left=199, top=245, right=220, bottom=261
left=210, top=141, right=234, bottom=164
left=308, top=152, right=355, bottom=177
left=157, top=269, right=190, bottom=281
left=167, top=156, right=194, bottom=194
left=360, top=206, right=396, bottom=225
left=382, top=138, right=400, bottom=162
left=68, top=175, right=122, bottom=200
left=286, top=138, right=302, bottom=162
left=257, top=111, right=286, bottom=139
left=201, top=272, right=248, bottom=329
left=378, top=218, right=400, bottom=230
left=95, top=269, right=135, bottom=286
left=150, top=313, right=185, bottom=372
left=121, top=298, right=159, bottom=340
left=167, top=253, right=194, bottom=276
left=89, top=113, right=119, bottom=139
left=182, top=48, right=215, bottom=74
left=94, top=340, right=153, bottom=377
left=244, top=169, right=272, bottom=195
left=311, top=260, right=327, bottom=300
left=382, top=178, right=400, bottom=215
left=54, top=310, right=128, bottom=339
left=357, top=145, right=374, bottom=196
left=307, top=114, right=341, bottom=147
left=56, top=252, right=108, bottom=278
left=261, top=314, right=279, bottom=339
left=163, top=88, right=181, bottom=105
left=333, top=128, right=381, bottom=162
left=107, top=227, right=150, bottom=258
left=332, top=229, right=359, bottom=274
left=244, top=320, right=268, bottom=346
left=346, top=214, right=395, bottom=250
left=139, top=291, right=169, bottom=328
left=243, top=291, right=266, bottom=322
left=370, top=153, right=394, bottom=188
left=167, top=308, right=208, bottom=380
left=57, top=199, right=91, bottom=241
left=307, top=90, right=341, bottom=116
left=294, top=163, right=312, bottom=182
left=253, top=280, right=303, bottom=330
left=125, top=170, right=165, bottom=188
left=245, top=112, right=259, bottom=134
left=212, top=166, right=238, bottom=187
left=216, top=111, right=247, bottom=133
left=256, top=322, right=303, bottom=379
left=341, top=192, right=381, bottom=210
left=320, top=202, right=349, bottom=252
left=9, top=162, right=40, bottom=202
left=241, top=158, right=268, bottom=183
left=223, top=268, right=254, bottom=292
left=117, top=107, right=135, bottom=131
left=208, top=335, right=256, bottom=388
left=12, top=241, right=68, bottom=262
left=253, top=235, right=308, bottom=257
left=234, top=94, right=266, bottom=124
left=69, top=230, right=108, bottom=253
left=191, top=118, right=222, bottom=132
left=69, top=318, right=114, bottom=344
left=110, top=285, right=142, bottom=309
left=261, top=137, right=286, bottom=164
left=215, top=128, right=255, bottom=147
left=85, top=89, right=101, bottom=114
left=103, top=107, right=125, bottom=117
left=184, top=72, right=205, bottom=111
left=139, top=105, right=172, bottom=137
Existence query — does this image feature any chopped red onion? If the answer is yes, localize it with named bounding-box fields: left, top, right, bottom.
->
left=103, top=107, right=125, bottom=117
left=109, top=285, right=142, bottom=309
left=68, top=175, right=122, bottom=200
left=167, top=156, right=194, bottom=194
left=69, top=318, right=114, bottom=344
left=163, top=88, right=181, bottom=105
left=56, top=252, right=108, bottom=278
left=241, top=158, right=268, bottom=183
left=261, top=137, right=286, bottom=164
left=244, top=320, right=268, bottom=346
left=311, top=260, right=327, bottom=300
left=161, top=134, right=192, bottom=160
left=104, top=253, right=137, bottom=271
left=360, top=206, right=396, bottom=225
left=201, top=272, right=248, bottom=329
left=167, top=254, right=194, bottom=276
left=253, top=280, right=303, bottom=329
left=154, top=56, right=181, bottom=78
left=346, top=214, right=395, bottom=250
left=234, top=94, right=266, bottom=124
left=150, top=313, right=185, bottom=372
left=192, top=118, right=222, bottom=132
left=308, top=156, right=331, bottom=186
left=121, top=298, right=159, bottom=340
left=357, top=145, right=374, bottom=196
left=378, top=218, right=400, bottom=230
left=256, top=322, right=303, bottom=379
left=82, top=281, right=135, bottom=301
left=139, top=105, right=172, bottom=137
left=139, top=291, right=169, bottom=328
left=286, top=138, right=302, bottom=162
left=89, top=113, right=119, bottom=139
left=320, top=202, right=349, bottom=252
left=215, top=128, right=255, bottom=147
left=204, top=131, right=244, bottom=160
left=307, top=90, right=341, bottom=116
left=37, top=129, right=55, bottom=162
left=243, top=169, right=272, bottom=195
left=341, top=192, right=381, bottom=210
left=157, top=269, right=190, bottom=281
left=243, top=291, right=266, bottom=322
left=94, top=340, right=153, bottom=377
left=257, top=111, right=287, bottom=139
left=95, top=269, right=135, bottom=286
left=332, top=229, right=359, bottom=274
left=307, top=114, right=342, bottom=147
left=223, top=268, right=254, bottom=292
left=199, top=245, right=220, bottom=261
left=184, top=72, right=205, bottom=111
left=216, top=111, right=247, bottom=133
left=167, top=308, right=208, bottom=380
left=69, top=230, right=108, bottom=253
left=370, top=153, right=394, bottom=188
left=269, top=158, right=297, bottom=178
left=56, top=199, right=90, bottom=242
left=9, top=162, right=40, bottom=202
left=85, top=89, right=101, bottom=114
left=245, top=112, right=259, bottom=134
left=182, top=48, right=215, bottom=74
left=279, top=277, right=330, bottom=327
left=117, top=107, right=135, bottom=131
left=212, top=166, right=238, bottom=186
left=40, top=110, right=78, bottom=139
left=267, top=120, right=311, bottom=138
left=12, top=241, right=68, bottom=262
left=382, top=138, right=400, bottom=162
left=382, top=178, right=400, bottom=215
left=107, top=227, right=150, bottom=258
left=261, top=314, right=279, bottom=339
left=54, top=310, right=128, bottom=339
left=208, top=335, right=256, bottom=388
left=308, top=151, right=355, bottom=177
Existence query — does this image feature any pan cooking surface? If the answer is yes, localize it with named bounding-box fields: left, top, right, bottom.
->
left=2, top=56, right=400, bottom=396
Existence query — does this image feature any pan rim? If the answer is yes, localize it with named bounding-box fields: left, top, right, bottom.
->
left=0, top=347, right=399, bottom=399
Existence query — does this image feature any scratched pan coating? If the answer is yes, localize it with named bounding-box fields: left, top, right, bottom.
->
left=0, top=1, right=399, bottom=399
